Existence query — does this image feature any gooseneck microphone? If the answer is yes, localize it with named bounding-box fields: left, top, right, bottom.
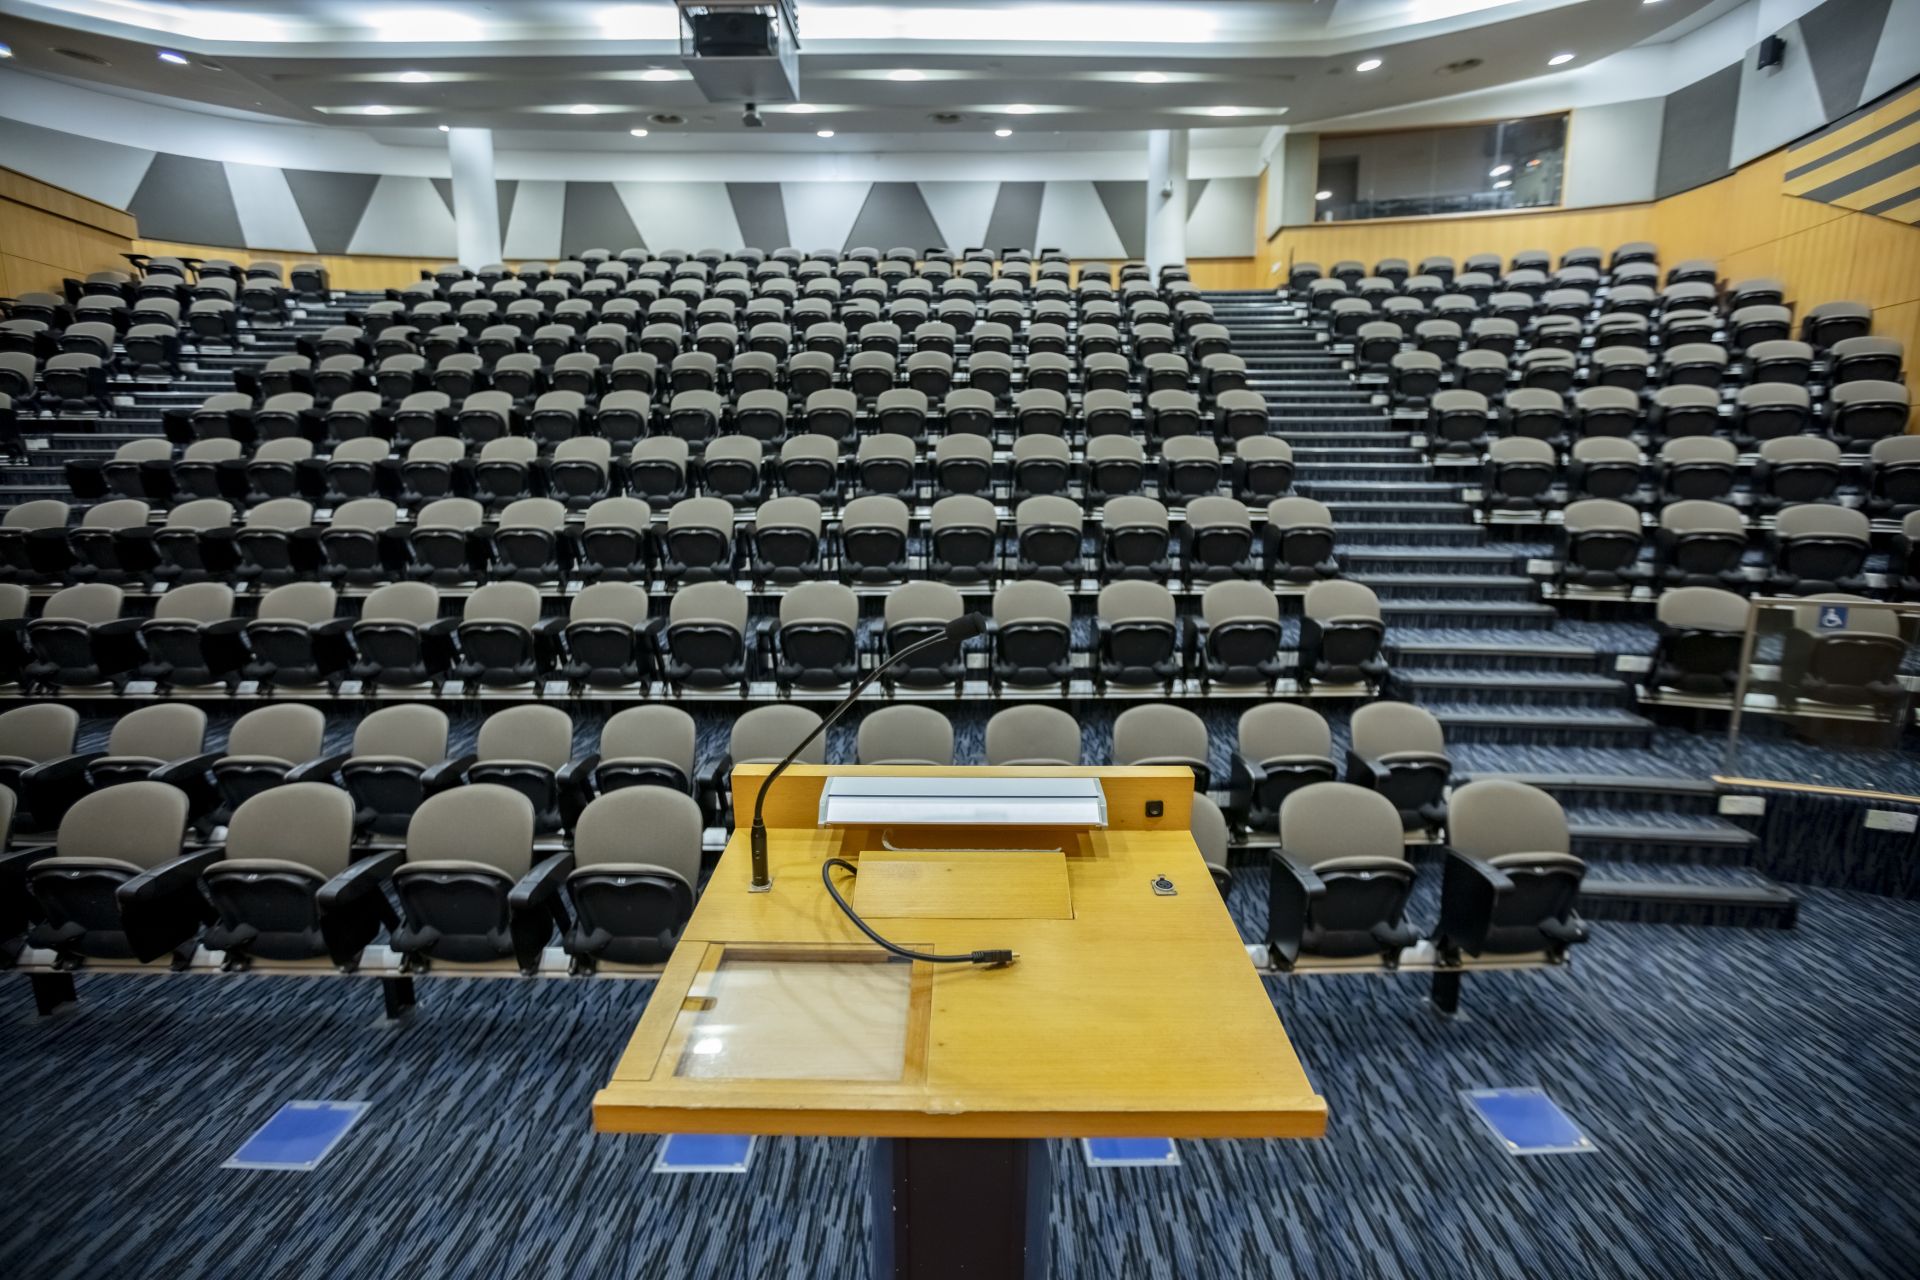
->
left=748, top=611, right=987, bottom=893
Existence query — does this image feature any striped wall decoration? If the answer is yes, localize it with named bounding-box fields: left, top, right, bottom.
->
left=1783, top=78, right=1920, bottom=223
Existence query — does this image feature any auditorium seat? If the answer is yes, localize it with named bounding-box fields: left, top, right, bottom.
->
left=1657, top=437, right=1739, bottom=503
left=1828, top=336, right=1902, bottom=384
left=704, top=704, right=825, bottom=824
left=27, top=582, right=139, bottom=688
left=206, top=703, right=329, bottom=818
left=857, top=705, right=955, bottom=767
left=983, top=705, right=1081, bottom=766
left=1264, top=497, right=1337, bottom=583
left=1299, top=580, right=1386, bottom=687
left=1768, top=505, right=1870, bottom=594
left=1434, top=779, right=1588, bottom=966
left=1113, top=703, right=1209, bottom=790
left=1267, top=783, right=1419, bottom=970
left=201, top=783, right=388, bottom=969
left=454, top=705, right=587, bottom=834
left=1346, top=702, right=1451, bottom=833
left=1828, top=380, right=1908, bottom=445
left=1558, top=499, right=1645, bottom=589
left=1227, top=703, right=1336, bottom=833
left=588, top=705, right=696, bottom=798
left=1864, top=436, right=1920, bottom=516
left=1483, top=437, right=1557, bottom=510
left=1732, top=383, right=1811, bottom=445
left=138, top=580, right=242, bottom=687
left=388, top=784, right=563, bottom=973
left=562, top=785, right=703, bottom=969
left=1097, top=580, right=1179, bottom=686
left=1651, top=586, right=1748, bottom=695
left=1779, top=594, right=1904, bottom=713
left=663, top=581, right=749, bottom=686
left=1198, top=579, right=1282, bottom=686
left=990, top=579, right=1072, bottom=688
left=11, top=780, right=206, bottom=965
left=351, top=581, right=453, bottom=686
left=1751, top=436, right=1842, bottom=509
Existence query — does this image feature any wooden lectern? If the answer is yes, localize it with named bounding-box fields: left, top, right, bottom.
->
left=593, top=765, right=1325, bottom=1279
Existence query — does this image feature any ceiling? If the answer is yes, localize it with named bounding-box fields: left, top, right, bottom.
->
left=0, top=0, right=1723, bottom=149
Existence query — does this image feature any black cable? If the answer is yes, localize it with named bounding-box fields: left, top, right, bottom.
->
left=820, top=858, right=1016, bottom=967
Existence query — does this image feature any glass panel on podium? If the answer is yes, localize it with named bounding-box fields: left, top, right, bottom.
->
left=670, top=945, right=916, bottom=1083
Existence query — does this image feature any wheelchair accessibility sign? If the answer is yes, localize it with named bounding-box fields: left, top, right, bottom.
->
left=1816, top=605, right=1850, bottom=630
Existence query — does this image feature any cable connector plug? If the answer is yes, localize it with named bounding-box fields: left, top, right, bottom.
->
left=969, top=950, right=1017, bottom=967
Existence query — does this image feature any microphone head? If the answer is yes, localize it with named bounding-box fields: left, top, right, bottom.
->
left=943, top=611, right=989, bottom=642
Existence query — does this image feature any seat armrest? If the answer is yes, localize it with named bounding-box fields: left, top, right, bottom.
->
left=1224, top=751, right=1265, bottom=818
left=509, top=850, right=575, bottom=911
left=284, top=750, right=352, bottom=785
left=18, top=752, right=104, bottom=825
left=1345, top=749, right=1391, bottom=788
left=1269, top=848, right=1327, bottom=897
left=420, top=753, right=477, bottom=793
left=117, top=846, right=222, bottom=906
left=314, top=849, right=404, bottom=913
left=149, top=751, right=222, bottom=789
left=1441, top=844, right=1514, bottom=891
left=555, top=753, right=599, bottom=794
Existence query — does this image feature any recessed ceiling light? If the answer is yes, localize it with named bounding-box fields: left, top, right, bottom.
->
left=1006, top=104, right=1037, bottom=115
left=886, top=69, right=924, bottom=82
left=817, top=129, right=836, bottom=138
left=784, top=103, right=818, bottom=114
left=363, top=105, right=391, bottom=115
left=399, top=70, right=431, bottom=83
left=1315, top=190, right=1332, bottom=201
left=1134, top=71, right=1166, bottom=84
left=1548, top=52, right=1575, bottom=66
left=1355, top=58, right=1382, bottom=72
left=0, top=42, right=12, bottom=58
left=1493, top=179, right=1513, bottom=189
left=639, top=68, right=679, bottom=81
left=569, top=103, right=600, bottom=115
left=1206, top=106, right=1241, bottom=117
left=157, top=50, right=189, bottom=65
left=630, top=127, right=649, bottom=137
left=995, top=128, right=1013, bottom=137
left=437, top=124, right=450, bottom=132
left=1489, top=164, right=1512, bottom=177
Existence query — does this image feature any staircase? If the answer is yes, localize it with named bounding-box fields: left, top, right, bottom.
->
left=1202, top=286, right=1796, bottom=929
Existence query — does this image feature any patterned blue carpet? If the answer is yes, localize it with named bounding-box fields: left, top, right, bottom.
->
left=3, top=885, right=1917, bottom=1279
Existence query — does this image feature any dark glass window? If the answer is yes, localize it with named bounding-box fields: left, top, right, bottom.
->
left=1313, top=115, right=1567, bottom=222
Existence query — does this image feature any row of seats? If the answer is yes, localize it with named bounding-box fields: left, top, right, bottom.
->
left=0, top=575, right=1391, bottom=693
left=1481, top=434, right=1918, bottom=517
left=66, top=429, right=1300, bottom=517
left=1, top=487, right=1350, bottom=590
left=1422, top=381, right=1907, bottom=452
left=1650, top=588, right=1908, bottom=711
left=0, top=699, right=1450, bottom=842
left=1555, top=499, right=1894, bottom=596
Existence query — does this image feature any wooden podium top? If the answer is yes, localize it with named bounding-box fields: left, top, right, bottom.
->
left=592, top=765, right=1326, bottom=1141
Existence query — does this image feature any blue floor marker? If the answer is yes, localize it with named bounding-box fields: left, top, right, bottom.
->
left=654, top=1133, right=756, bottom=1173
left=1462, top=1088, right=1597, bottom=1156
left=1083, top=1138, right=1180, bottom=1168
left=224, top=1101, right=370, bottom=1172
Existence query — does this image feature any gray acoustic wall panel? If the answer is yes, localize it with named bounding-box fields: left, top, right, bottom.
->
left=128, top=154, right=243, bottom=246
left=1861, top=0, right=1920, bottom=102
left=0, top=118, right=154, bottom=209
left=781, top=182, right=868, bottom=254
left=1731, top=18, right=1833, bottom=166
left=503, top=179, right=567, bottom=259
left=727, top=183, right=789, bottom=252
left=1802, top=0, right=1895, bottom=120
left=1036, top=181, right=1126, bottom=258
left=982, top=182, right=1044, bottom=253
left=1655, top=64, right=1743, bottom=199
left=223, top=161, right=314, bottom=254
left=282, top=169, right=382, bottom=255
left=560, top=182, right=643, bottom=259
left=1186, top=176, right=1255, bottom=257
left=1092, top=181, right=1147, bottom=260
left=844, top=182, right=945, bottom=253
left=917, top=182, right=999, bottom=253
left=1563, top=99, right=1665, bottom=208
left=347, top=175, right=457, bottom=257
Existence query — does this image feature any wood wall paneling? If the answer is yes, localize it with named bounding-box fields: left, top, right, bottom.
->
left=0, top=166, right=137, bottom=297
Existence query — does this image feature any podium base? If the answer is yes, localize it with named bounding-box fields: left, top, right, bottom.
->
left=869, top=1136, right=1051, bottom=1280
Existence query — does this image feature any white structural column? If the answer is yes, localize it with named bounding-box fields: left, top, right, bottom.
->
left=447, top=127, right=502, bottom=268
left=1145, top=128, right=1189, bottom=276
